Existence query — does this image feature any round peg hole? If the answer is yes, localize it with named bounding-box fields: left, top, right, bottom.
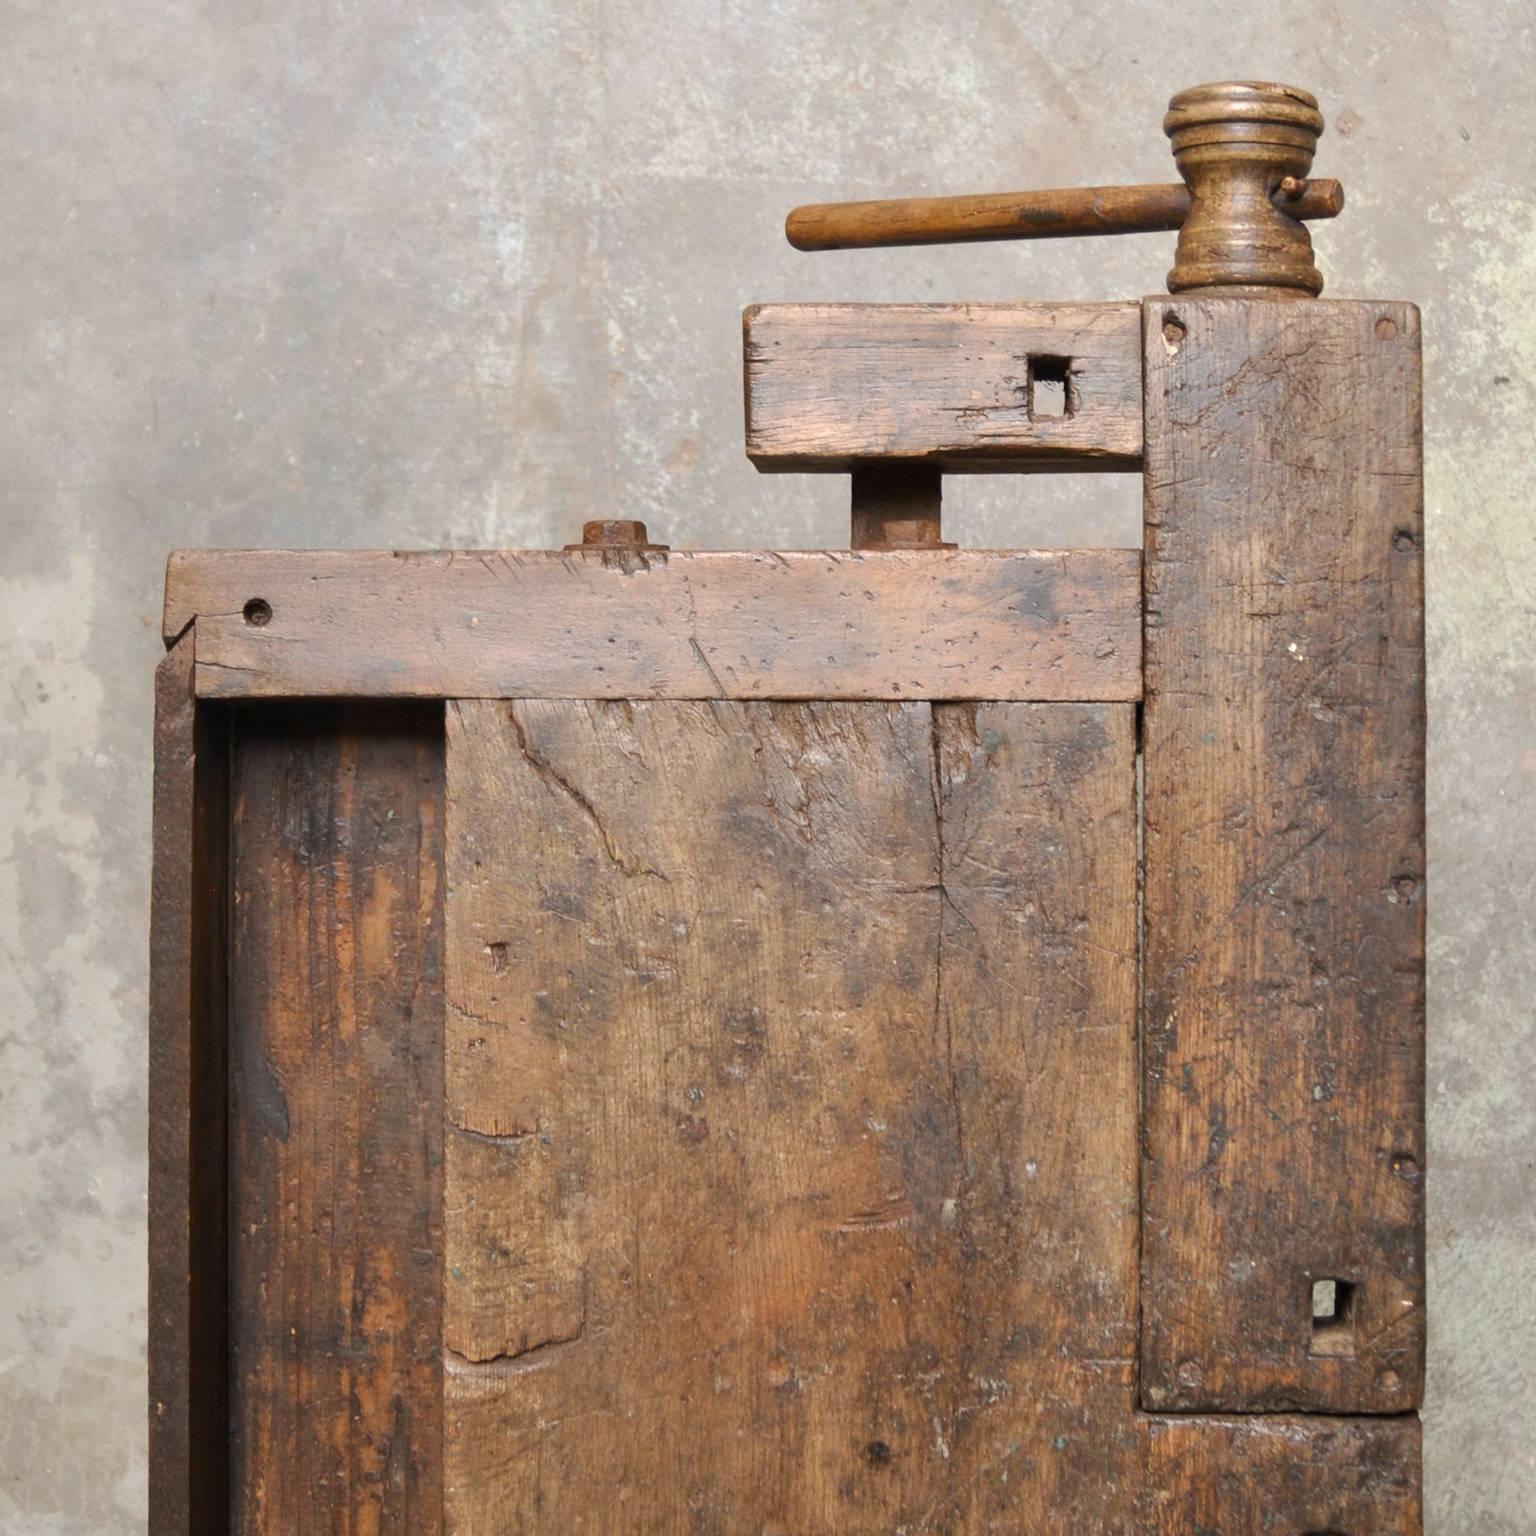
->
left=243, top=598, right=273, bottom=627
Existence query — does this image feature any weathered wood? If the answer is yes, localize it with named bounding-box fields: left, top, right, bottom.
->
left=148, top=633, right=229, bottom=1533
left=228, top=705, right=444, bottom=1534
left=744, top=303, right=1143, bottom=470
left=149, top=282, right=1429, bottom=1526
left=931, top=701, right=1140, bottom=1531
left=442, top=697, right=1137, bottom=1531
left=163, top=548, right=1142, bottom=703
left=1138, top=1414, right=1422, bottom=1533
left=1140, top=297, right=1426, bottom=1412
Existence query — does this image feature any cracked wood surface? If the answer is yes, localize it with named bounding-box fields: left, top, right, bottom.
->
left=442, top=697, right=1139, bottom=1531
left=743, top=302, right=1143, bottom=470
left=163, top=547, right=1142, bottom=703
left=1140, top=298, right=1426, bottom=1413
left=228, top=704, right=445, bottom=1535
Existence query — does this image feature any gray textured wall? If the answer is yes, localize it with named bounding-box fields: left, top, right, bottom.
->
left=2, top=3, right=1531, bottom=1531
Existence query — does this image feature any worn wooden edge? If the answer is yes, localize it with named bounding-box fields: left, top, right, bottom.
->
left=1135, top=1412, right=1422, bottom=1534
left=148, top=630, right=230, bottom=1533
left=162, top=547, right=1143, bottom=703
left=743, top=301, right=1144, bottom=471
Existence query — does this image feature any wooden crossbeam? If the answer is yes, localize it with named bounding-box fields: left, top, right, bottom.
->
left=164, top=547, right=1142, bottom=703
left=744, top=301, right=1143, bottom=471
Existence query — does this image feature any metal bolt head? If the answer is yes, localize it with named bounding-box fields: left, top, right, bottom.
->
left=563, top=519, right=670, bottom=555
left=583, top=519, right=650, bottom=546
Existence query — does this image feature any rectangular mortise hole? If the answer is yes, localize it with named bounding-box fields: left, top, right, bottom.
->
left=1309, top=1277, right=1357, bottom=1357
left=1027, top=354, right=1072, bottom=419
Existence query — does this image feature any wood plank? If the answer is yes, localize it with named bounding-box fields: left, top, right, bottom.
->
left=148, top=633, right=229, bottom=1533
left=442, top=697, right=1137, bottom=1532
left=228, top=705, right=445, bottom=1534
left=931, top=701, right=1140, bottom=1532
left=1140, top=298, right=1426, bottom=1413
left=1138, top=1414, right=1422, bottom=1534
left=163, top=548, right=1142, bottom=703
left=744, top=302, right=1143, bottom=470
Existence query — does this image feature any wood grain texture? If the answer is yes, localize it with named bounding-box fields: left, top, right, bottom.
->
left=1138, top=1414, right=1422, bottom=1534
left=442, top=697, right=1137, bottom=1533
left=163, top=548, right=1142, bottom=703
left=149, top=634, right=229, bottom=1533
left=228, top=705, right=445, bottom=1534
left=744, top=302, right=1143, bottom=470
left=1139, top=297, right=1426, bottom=1412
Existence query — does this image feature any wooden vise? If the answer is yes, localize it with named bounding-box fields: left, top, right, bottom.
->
left=750, top=79, right=1350, bottom=546
left=151, top=80, right=1425, bottom=1533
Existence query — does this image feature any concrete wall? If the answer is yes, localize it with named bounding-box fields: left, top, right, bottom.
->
left=2, top=3, right=1530, bottom=1530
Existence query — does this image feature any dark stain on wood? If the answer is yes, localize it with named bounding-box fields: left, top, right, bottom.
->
left=227, top=703, right=445, bottom=1534
left=149, top=633, right=231, bottom=1534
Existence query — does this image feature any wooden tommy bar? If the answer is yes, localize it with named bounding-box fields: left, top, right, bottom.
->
left=150, top=81, right=1424, bottom=1532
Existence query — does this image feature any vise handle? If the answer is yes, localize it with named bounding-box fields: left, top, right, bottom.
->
left=785, top=81, right=1342, bottom=297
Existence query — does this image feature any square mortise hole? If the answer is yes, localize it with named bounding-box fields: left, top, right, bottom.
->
left=1310, top=1277, right=1357, bottom=1357
left=1027, top=354, right=1072, bottom=419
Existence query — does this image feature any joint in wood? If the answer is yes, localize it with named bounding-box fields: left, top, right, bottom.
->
left=849, top=462, right=952, bottom=550
left=1026, top=354, right=1073, bottom=419
left=743, top=301, right=1144, bottom=471
left=1309, top=1276, right=1358, bottom=1359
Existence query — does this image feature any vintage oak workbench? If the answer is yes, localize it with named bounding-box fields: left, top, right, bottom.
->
left=150, top=82, right=1425, bottom=1532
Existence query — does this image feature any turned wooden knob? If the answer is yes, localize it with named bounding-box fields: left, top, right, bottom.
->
left=1165, top=81, right=1327, bottom=297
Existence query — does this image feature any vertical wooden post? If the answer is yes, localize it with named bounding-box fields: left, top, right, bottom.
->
left=227, top=705, right=445, bottom=1534
left=149, top=633, right=230, bottom=1533
left=1139, top=297, right=1426, bottom=1412
left=850, top=462, right=949, bottom=548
